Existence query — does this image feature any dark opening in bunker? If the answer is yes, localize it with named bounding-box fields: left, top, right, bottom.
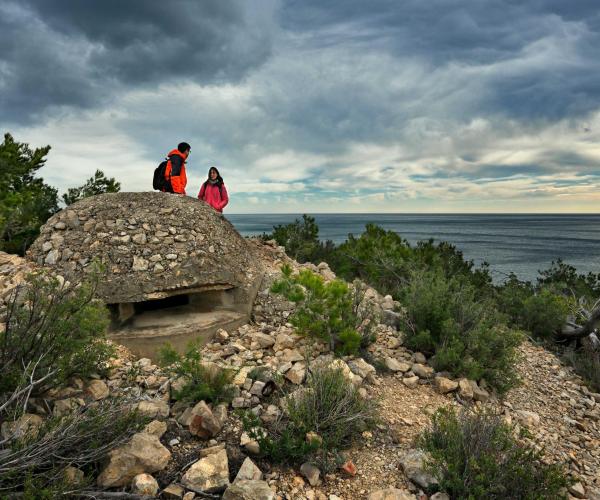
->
left=108, top=287, right=237, bottom=330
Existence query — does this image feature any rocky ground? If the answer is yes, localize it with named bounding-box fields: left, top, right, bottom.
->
left=1, top=241, right=600, bottom=499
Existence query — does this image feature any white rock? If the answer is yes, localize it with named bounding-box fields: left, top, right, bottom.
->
left=234, top=457, right=263, bottom=482
left=181, top=448, right=229, bottom=493
left=131, top=473, right=159, bottom=496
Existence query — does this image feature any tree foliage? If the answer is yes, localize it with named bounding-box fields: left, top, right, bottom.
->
left=62, top=169, right=121, bottom=206
left=0, top=133, right=59, bottom=255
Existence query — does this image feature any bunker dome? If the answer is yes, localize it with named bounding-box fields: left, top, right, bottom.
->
left=27, top=192, right=263, bottom=357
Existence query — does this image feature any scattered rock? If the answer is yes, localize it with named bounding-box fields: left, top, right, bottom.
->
left=457, top=378, right=473, bottom=400
left=368, top=489, right=415, bottom=500
left=234, top=457, right=263, bottom=482
left=348, top=358, right=376, bottom=380
left=300, top=462, right=320, bottom=486
left=63, top=466, right=85, bottom=486
left=189, top=401, right=222, bottom=439
left=136, top=400, right=169, bottom=419
left=411, top=363, right=434, bottom=379
left=515, top=410, right=541, bottom=428
left=162, top=483, right=185, bottom=499
left=223, top=480, right=275, bottom=500
left=385, top=357, right=411, bottom=373
left=0, top=413, right=43, bottom=441
left=85, top=379, right=109, bottom=400
left=434, top=376, right=458, bottom=394
left=131, top=473, right=159, bottom=496
left=181, top=448, right=230, bottom=493
left=144, top=420, right=167, bottom=438
left=402, top=376, right=420, bottom=389
left=97, top=432, right=171, bottom=488
left=569, top=482, right=586, bottom=499
left=399, top=449, right=438, bottom=489
left=286, top=362, right=306, bottom=384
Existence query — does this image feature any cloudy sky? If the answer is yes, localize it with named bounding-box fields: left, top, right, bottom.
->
left=2, top=0, right=600, bottom=213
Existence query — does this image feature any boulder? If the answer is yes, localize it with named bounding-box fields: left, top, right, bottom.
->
left=181, top=448, right=230, bottom=493
left=0, top=413, right=44, bottom=441
left=385, top=357, right=411, bottom=373
left=234, top=457, right=263, bottom=482
left=189, top=401, right=222, bottom=439
left=411, top=363, right=434, bottom=379
left=136, top=400, right=169, bottom=419
left=300, top=462, right=320, bottom=486
left=97, top=432, right=171, bottom=488
left=348, top=358, right=376, bottom=380
left=434, top=377, right=458, bottom=394
left=368, top=489, right=416, bottom=500
left=399, top=449, right=438, bottom=489
left=131, top=473, right=159, bottom=496
left=285, top=362, right=306, bottom=385
left=85, top=379, right=109, bottom=400
left=223, top=480, right=275, bottom=500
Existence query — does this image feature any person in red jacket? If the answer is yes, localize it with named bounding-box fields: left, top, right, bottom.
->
left=198, top=166, right=229, bottom=212
left=165, top=142, right=190, bottom=194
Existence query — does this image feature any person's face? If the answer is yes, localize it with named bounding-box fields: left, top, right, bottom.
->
left=210, top=169, right=217, bottom=180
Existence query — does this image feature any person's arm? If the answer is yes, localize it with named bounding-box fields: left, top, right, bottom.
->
left=218, top=184, right=229, bottom=210
left=170, top=156, right=186, bottom=194
left=198, top=182, right=206, bottom=200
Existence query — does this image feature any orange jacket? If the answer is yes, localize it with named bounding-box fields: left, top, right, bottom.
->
left=165, top=149, right=187, bottom=194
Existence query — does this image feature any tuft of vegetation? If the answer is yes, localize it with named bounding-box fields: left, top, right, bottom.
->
left=401, top=268, right=522, bottom=394
left=0, top=398, right=146, bottom=497
left=62, top=169, right=121, bottom=206
left=0, top=133, right=58, bottom=255
left=243, top=364, right=377, bottom=469
left=563, top=343, right=600, bottom=393
left=0, top=269, right=114, bottom=411
left=262, top=214, right=336, bottom=264
left=0, top=269, right=142, bottom=497
left=158, top=341, right=236, bottom=404
left=418, top=407, right=571, bottom=499
left=271, top=264, right=377, bottom=354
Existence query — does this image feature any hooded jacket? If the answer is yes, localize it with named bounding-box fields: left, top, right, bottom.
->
left=198, top=168, right=229, bottom=212
left=165, top=149, right=187, bottom=194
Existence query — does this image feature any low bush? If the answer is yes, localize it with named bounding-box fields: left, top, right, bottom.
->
left=0, top=270, right=113, bottom=413
left=401, top=268, right=522, bottom=394
left=0, top=398, right=145, bottom=497
left=271, top=264, right=376, bottom=354
left=158, top=341, right=236, bottom=404
left=564, top=343, right=600, bottom=393
left=262, top=214, right=336, bottom=264
left=243, top=364, right=377, bottom=468
left=418, top=407, right=571, bottom=499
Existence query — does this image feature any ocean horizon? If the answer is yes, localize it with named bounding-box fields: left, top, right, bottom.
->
left=227, top=213, right=600, bottom=283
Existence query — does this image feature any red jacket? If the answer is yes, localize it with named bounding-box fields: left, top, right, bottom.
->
left=198, top=182, right=229, bottom=212
left=165, top=149, right=187, bottom=194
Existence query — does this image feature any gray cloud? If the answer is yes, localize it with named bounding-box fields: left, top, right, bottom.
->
left=0, top=0, right=278, bottom=123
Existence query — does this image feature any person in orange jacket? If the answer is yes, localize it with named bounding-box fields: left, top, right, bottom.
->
left=198, top=166, right=229, bottom=212
left=165, top=142, right=190, bottom=194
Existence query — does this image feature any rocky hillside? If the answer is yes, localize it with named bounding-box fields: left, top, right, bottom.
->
left=1, top=241, right=599, bottom=499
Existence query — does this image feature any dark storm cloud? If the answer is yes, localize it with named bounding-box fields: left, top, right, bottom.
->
left=0, top=0, right=276, bottom=123
left=282, top=0, right=600, bottom=121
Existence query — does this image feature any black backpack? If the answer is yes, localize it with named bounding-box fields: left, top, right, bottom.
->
left=153, top=158, right=173, bottom=192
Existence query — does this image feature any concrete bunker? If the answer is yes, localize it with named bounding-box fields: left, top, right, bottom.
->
left=27, top=192, right=264, bottom=358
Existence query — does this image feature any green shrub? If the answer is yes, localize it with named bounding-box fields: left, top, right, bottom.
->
left=271, top=264, right=376, bottom=354
left=243, top=364, right=377, bottom=468
left=0, top=270, right=113, bottom=405
left=564, top=344, right=600, bottom=393
left=158, top=341, right=235, bottom=404
left=520, top=288, right=572, bottom=339
left=418, top=407, right=571, bottom=499
left=537, top=259, right=600, bottom=301
left=401, top=268, right=522, bottom=393
left=262, top=214, right=335, bottom=264
left=0, top=398, right=145, bottom=496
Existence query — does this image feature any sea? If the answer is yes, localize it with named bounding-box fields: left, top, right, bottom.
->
left=227, top=214, right=600, bottom=283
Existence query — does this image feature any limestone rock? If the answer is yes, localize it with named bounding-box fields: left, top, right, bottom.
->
left=348, top=358, right=376, bottom=380
left=457, top=378, right=473, bottom=400
left=399, top=449, right=438, bottom=489
left=300, top=462, right=320, bottom=486
left=97, top=432, right=171, bottom=488
left=162, top=483, right=185, bottom=498
left=411, top=363, right=434, bottom=379
left=0, top=413, right=44, bottom=441
left=144, top=420, right=167, bottom=438
left=131, top=473, right=159, bottom=496
left=223, top=480, right=275, bottom=500
left=286, top=362, right=306, bottom=384
left=568, top=482, right=586, bottom=499
left=385, top=357, right=411, bottom=373
left=234, top=457, right=263, bottom=482
left=63, top=466, right=85, bottom=486
left=189, top=401, right=222, bottom=439
left=252, top=332, right=276, bottom=348
left=181, top=448, right=229, bottom=493
left=368, top=489, right=416, bottom=500
left=434, top=377, right=458, bottom=394
left=136, top=400, right=169, bottom=419
left=85, top=379, right=109, bottom=400
left=402, top=376, right=420, bottom=389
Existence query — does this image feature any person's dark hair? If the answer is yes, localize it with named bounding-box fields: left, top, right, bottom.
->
left=177, top=142, right=191, bottom=153
left=205, top=166, right=224, bottom=185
